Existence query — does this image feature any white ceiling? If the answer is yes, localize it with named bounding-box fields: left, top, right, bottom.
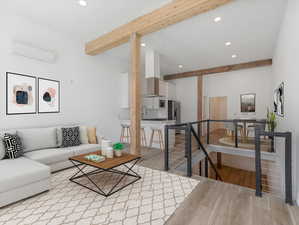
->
left=3, top=0, right=286, bottom=76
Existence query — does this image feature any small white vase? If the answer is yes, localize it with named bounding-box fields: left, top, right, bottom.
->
left=115, top=150, right=122, bottom=157
left=106, top=147, right=114, bottom=159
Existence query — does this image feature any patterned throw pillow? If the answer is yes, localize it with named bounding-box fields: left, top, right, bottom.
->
left=3, top=133, right=23, bottom=159
left=61, top=127, right=81, bottom=148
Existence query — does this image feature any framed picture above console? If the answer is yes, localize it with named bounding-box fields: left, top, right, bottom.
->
left=240, top=93, right=256, bottom=113
left=6, top=72, right=37, bottom=115
left=38, top=78, right=60, bottom=113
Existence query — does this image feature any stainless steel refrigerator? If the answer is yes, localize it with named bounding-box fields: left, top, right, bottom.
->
left=167, top=101, right=181, bottom=131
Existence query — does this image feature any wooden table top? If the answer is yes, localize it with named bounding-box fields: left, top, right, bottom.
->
left=69, top=151, right=141, bottom=169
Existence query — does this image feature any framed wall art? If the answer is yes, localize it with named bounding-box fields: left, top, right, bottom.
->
left=38, top=78, right=60, bottom=113
left=6, top=72, right=37, bottom=115
left=240, top=93, right=256, bottom=113
left=274, top=82, right=284, bottom=117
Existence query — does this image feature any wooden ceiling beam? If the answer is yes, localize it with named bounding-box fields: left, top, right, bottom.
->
left=85, top=0, right=232, bottom=55
left=163, top=59, right=273, bottom=80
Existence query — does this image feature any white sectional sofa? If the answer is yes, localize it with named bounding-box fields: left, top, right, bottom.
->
left=0, top=126, right=101, bottom=208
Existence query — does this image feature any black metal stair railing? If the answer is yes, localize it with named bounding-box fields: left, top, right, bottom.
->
left=255, top=127, right=293, bottom=205
left=164, top=119, right=293, bottom=205
left=164, top=122, right=223, bottom=181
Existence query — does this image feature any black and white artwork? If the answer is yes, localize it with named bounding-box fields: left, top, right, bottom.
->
left=6, top=72, right=37, bottom=115
left=38, top=78, right=60, bottom=113
left=274, top=82, right=284, bottom=117
left=240, top=93, right=256, bottom=113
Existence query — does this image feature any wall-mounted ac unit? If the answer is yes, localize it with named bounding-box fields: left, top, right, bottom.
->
left=11, top=41, right=57, bottom=63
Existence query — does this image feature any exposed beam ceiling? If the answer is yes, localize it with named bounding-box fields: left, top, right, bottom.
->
left=163, top=59, right=272, bottom=80
left=85, top=0, right=232, bottom=55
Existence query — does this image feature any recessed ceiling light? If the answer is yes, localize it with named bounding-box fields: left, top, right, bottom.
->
left=141, top=43, right=146, bottom=47
left=225, top=42, right=231, bottom=46
left=214, top=17, right=222, bottom=23
left=232, top=54, right=237, bottom=58
left=178, top=65, right=183, bottom=69
left=78, top=0, right=87, bottom=7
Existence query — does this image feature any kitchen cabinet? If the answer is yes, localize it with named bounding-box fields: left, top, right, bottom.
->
left=120, top=73, right=129, bottom=108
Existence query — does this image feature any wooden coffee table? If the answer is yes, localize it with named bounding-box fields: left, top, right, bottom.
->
left=69, top=151, right=141, bottom=197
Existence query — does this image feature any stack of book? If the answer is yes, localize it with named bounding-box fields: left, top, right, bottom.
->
left=84, top=154, right=106, bottom=163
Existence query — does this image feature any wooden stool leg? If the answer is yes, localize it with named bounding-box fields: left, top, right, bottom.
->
left=149, top=130, right=154, bottom=148
left=158, top=130, right=164, bottom=151
left=126, top=127, right=130, bottom=144
left=141, top=129, right=144, bottom=146
left=128, top=127, right=131, bottom=144
left=120, top=128, right=123, bottom=143
left=144, top=131, right=147, bottom=147
left=124, top=128, right=128, bottom=143
left=142, top=129, right=147, bottom=147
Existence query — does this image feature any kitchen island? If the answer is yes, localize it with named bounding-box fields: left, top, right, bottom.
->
left=121, top=120, right=176, bottom=149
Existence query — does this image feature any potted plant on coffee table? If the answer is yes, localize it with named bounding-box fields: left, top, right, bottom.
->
left=113, top=143, right=124, bottom=157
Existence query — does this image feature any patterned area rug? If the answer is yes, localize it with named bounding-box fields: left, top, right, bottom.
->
left=0, top=165, right=199, bottom=225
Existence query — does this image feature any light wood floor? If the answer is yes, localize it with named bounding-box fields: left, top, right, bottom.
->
left=165, top=177, right=299, bottom=225
left=210, top=165, right=262, bottom=190
left=127, top=146, right=299, bottom=225
left=122, top=129, right=298, bottom=225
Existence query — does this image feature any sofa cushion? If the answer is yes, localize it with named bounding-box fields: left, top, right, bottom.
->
left=87, top=127, right=98, bottom=144
left=57, top=126, right=89, bottom=146
left=79, top=126, right=89, bottom=144
left=24, top=148, right=74, bottom=165
left=17, top=128, right=57, bottom=152
left=24, top=144, right=102, bottom=165
left=3, top=133, right=24, bottom=159
left=71, top=144, right=101, bottom=156
left=0, top=157, right=50, bottom=193
left=61, top=127, right=81, bottom=147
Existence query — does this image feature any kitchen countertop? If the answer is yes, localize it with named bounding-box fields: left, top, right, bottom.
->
left=121, top=120, right=176, bottom=125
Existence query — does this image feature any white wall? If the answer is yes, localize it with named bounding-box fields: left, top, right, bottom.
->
left=174, top=77, right=197, bottom=123
left=203, top=66, right=273, bottom=119
left=0, top=14, right=127, bottom=142
left=174, top=67, right=272, bottom=124
left=272, top=0, right=299, bottom=203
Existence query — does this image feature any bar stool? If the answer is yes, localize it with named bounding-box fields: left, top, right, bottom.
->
left=149, top=127, right=164, bottom=151
left=141, top=127, right=147, bottom=147
left=120, top=124, right=131, bottom=144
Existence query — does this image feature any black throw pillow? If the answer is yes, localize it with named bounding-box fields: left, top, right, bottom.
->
left=3, top=133, right=23, bottom=159
left=61, top=127, right=81, bottom=148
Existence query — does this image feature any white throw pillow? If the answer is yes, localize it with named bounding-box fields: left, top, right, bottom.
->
left=56, top=127, right=63, bottom=147
left=17, top=128, right=57, bottom=152
left=80, top=126, right=89, bottom=144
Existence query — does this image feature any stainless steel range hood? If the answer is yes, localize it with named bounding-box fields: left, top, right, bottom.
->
left=145, top=48, right=161, bottom=97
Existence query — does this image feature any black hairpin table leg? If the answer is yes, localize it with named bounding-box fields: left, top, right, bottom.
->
left=69, top=158, right=141, bottom=197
